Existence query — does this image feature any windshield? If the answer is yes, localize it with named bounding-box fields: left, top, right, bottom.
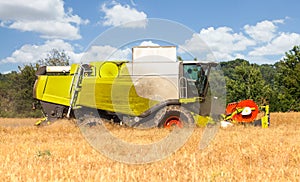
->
left=183, top=64, right=207, bottom=96
left=184, top=65, right=201, bottom=80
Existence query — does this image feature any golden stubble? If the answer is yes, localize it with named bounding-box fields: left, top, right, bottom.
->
left=0, top=113, right=299, bottom=181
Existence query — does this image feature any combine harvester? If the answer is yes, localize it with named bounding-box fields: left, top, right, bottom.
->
left=33, top=46, right=216, bottom=128
left=33, top=46, right=269, bottom=128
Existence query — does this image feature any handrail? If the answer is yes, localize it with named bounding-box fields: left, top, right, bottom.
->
left=179, top=77, right=187, bottom=99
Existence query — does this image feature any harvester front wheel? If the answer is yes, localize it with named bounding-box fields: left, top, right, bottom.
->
left=157, top=105, right=194, bottom=128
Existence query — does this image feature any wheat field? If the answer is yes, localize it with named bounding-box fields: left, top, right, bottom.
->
left=0, top=113, right=299, bottom=181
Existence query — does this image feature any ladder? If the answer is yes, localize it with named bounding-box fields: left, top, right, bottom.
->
left=67, top=64, right=85, bottom=118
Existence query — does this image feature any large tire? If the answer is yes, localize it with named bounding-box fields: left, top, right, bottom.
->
left=157, top=105, right=194, bottom=128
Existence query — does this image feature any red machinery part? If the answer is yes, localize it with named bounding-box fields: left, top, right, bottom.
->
left=226, top=99, right=259, bottom=123
left=233, top=100, right=259, bottom=123
left=225, top=102, right=238, bottom=115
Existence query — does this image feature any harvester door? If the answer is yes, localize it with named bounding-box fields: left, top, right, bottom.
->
left=182, top=64, right=205, bottom=98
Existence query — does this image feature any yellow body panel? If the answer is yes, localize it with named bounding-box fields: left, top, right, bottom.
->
left=261, top=116, right=269, bottom=128
left=34, top=76, right=48, bottom=100
left=34, top=62, right=158, bottom=116
left=34, top=75, right=73, bottom=106
left=261, top=105, right=270, bottom=128
left=77, top=64, right=158, bottom=116
left=194, top=114, right=209, bottom=127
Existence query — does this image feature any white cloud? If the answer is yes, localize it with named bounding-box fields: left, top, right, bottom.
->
left=85, top=41, right=162, bottom=61
left=0, top=39, right=82, bottom=64
left=244, top=19, right=284, bottom=42
left=233, top=53, right=246, bottom=60
left=0, top=0, right=63, bottom=21
left=9, top=20, right=82, bottom=40
left=0, top=0, right=89, bottom=40
left=0, top=41, right=136, bottom=67
left=2, top=17, right=299, bottom=68
left=181, top=27, right=255, bottom=61
left=101, top=3, right=147, bottom=28
left=81, top=45, right=131, bottom=62
left=139, top=41, right=160, bottom=46
left=249, top=32, right=300, bottom=56
left=179, top=18, right=300, bottom=63
left=199, top=27, right=255, bottom=52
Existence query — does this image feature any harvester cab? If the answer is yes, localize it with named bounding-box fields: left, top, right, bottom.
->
left=33, top=46, right=218, bottom=127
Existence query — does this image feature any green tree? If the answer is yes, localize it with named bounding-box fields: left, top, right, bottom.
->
left=9, top=64, right=41, bottom=117
left=220, top=58, right=249, bottom=78
left=0, top=49, right=71, bottom=117
left=259, top=64, right=276, bottom=85
left=274, top=45, right=300, bottom=111
left=177, top=56, right=183, bottom=61
left=38, top=49, right=70, bottom=66
left=225, top=61, right=271, bottom=105
left=0, top=73, right=14, bottom=117
left=0, top=65, right=41, bottom=117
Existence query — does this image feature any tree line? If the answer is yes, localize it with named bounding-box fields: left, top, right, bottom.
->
left=222, top=45, right=300, bottom=112
left=0, top=46, right=299, bottom=117
left=0, top=49, right=70, bottom=117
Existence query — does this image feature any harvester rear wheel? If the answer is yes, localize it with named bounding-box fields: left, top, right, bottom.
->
left=157, top=105, right=194, bottom=128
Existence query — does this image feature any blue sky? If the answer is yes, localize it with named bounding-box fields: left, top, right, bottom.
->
left=0, top=0, right=300, bottom=73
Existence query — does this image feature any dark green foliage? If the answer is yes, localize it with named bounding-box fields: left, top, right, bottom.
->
left=222, top=60, right=271, bottom=106
left=0, top=73, right=14, bottom=117
left=37, top=49, right=70, bottom=66
left=0, top=64, right=42, bottom=117
left=259, top=64, right=276, bottom=86
left=0, top=49, right=70, bottom=117
left=221, top=45, right=300, bottom=112
left=220, top=58, right=250, bottom=78
left=273, top=46, right=300, bottom=111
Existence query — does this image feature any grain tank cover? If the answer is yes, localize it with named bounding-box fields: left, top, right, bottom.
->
left=35, top=66, right=71, bottom=75
left=132, top=46, right=177, bottom=62
left=46, top=66, right=71, bottom=73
